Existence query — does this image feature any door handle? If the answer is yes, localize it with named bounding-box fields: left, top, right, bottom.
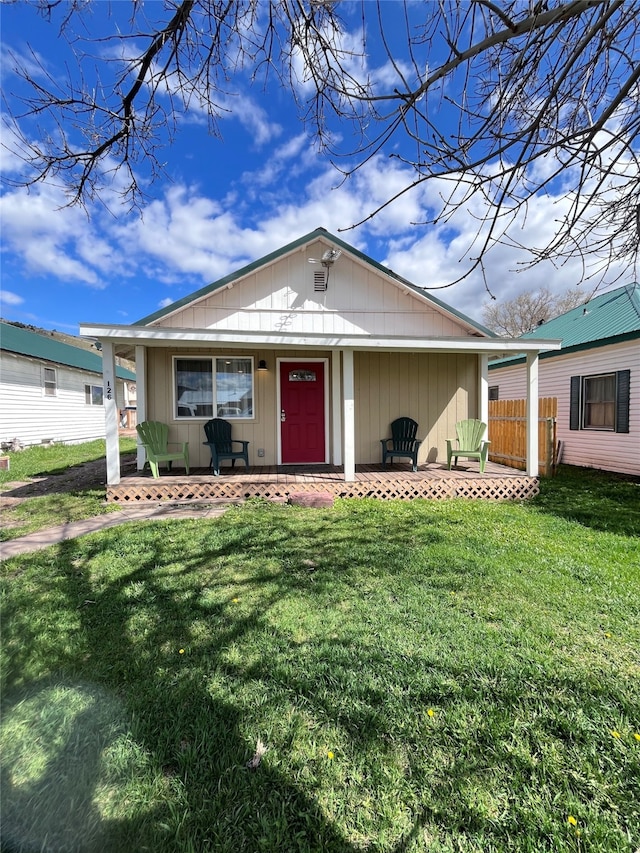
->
left=281, top=409, right=286, bottom=422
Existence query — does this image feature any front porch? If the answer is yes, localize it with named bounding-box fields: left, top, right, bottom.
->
left=107, top=460, right=538, bottom=503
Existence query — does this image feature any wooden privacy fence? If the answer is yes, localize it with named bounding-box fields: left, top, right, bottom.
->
left=488, top=398, right=558, bottom=476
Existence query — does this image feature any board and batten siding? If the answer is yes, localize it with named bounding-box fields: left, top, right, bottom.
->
left=151, top=240, right=466, bottom=338
left=145, top=348, right=479, bottom=469
left=0, top=351, right=127, bottom=447
left=355, top=351, right=478, bottom=466
left=489, top=340, right=639, bottom=475
left=145, top=347, right=331, bottom=468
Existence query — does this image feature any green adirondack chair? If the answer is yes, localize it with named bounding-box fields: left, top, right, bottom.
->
left=136, top=421, right=189, bottom=479
left=446, top=419, right=490, bottom=473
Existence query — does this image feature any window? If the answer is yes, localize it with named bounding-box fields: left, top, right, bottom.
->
left=583, top=374, right=615, bottom=429
left=85, top=384, right=104, bottom=406
left=289, top=369, right=317, bottom=382
left=570, top=370, right=630, bottom=433
left=175, top=357, right=254, bottom=419
left=43, top=367, right=57, bottom=396
left=488, top=386, right=499, bottom=401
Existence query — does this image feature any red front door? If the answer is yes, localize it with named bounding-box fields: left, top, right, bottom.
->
left=280, top=362, right=326, bottom=464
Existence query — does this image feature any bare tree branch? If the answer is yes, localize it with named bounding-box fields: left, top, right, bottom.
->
left=3, top=0, right=639, bottom=288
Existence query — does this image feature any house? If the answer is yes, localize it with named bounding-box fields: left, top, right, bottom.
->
left=0, top=322, right=136, bottom=448
left=488, top=282, right=640, bottom=476
left=78, top=228, right=560, bottom=492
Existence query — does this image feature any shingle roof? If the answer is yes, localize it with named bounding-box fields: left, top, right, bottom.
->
left=136, top=227, right=497, bottom=337
left=489, top=282, right=640, bottom=369
left=0, top=322, right=136, bottom=380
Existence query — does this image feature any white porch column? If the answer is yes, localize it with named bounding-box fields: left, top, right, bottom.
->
left=526, top=353, right=539, bottom=477
left=478, top=354, right=489, bottom=425
left=331, top=351, right=342, bottom=466
left=342, top=348, right=355, bottom=481
left=135, top=345, right=147, bottom=471
left=102, top=341, right=121, bottom=486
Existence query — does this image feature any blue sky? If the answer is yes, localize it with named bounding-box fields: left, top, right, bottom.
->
left=0, top=2, right=630, bottom=334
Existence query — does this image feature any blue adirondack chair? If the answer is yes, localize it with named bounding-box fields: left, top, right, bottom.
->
left=136, top=421, right=189, bottom=479
left=380, top=417, right=422, bottom=472
left=203, top=418, right=250, bottom=476
left=446, top=419, right=490, bottom=473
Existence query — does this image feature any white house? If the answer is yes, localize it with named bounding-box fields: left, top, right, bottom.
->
left=488, top=283, right=639, bottom=476
left=0, top=322, right=136, bottom=448
left=79, top=228, right=560, bottom=498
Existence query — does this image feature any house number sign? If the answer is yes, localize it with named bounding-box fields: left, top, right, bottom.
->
left=106, top=381, right=113, bottom=400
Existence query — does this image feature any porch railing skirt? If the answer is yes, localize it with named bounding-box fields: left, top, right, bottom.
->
left=106, top=463, right=539, bottom=504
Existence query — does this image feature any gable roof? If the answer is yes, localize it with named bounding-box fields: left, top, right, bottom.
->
left=136, top=226, right=497, bottom=338
left=0, top=322, right=136, bottom=380
left=489, top=282, right=640, bottom=370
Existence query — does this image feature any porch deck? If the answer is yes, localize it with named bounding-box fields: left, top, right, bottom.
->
left=108, top=460, right=538, bottom=503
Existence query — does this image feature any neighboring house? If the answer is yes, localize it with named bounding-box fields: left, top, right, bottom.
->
left=488, top=283, right=640, bottom=476
left=0, top=322, right=136, bottom=448
left=79, top=228, right=559, bottom=486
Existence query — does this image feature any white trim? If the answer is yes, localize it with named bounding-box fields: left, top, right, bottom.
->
left=342, top=349, right=355, bottom=482
left=102, top=341, right=121, bottom=486
left=135, top=346, right=147, bottom=471
left=79, top=323, right=561, bottom=356
left=478, top=355, right=489, bottom=425
left=172, top=354, right=256, bottom=421
left=331, top=351, right=342, bottom=466
left=526, top=353, right=539, bottom=477
left=43, top=365, right=57, bottom=397
left=276, top=357, right=329, bottom=465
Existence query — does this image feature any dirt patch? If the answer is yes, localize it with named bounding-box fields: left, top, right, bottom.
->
left=0, top=454, right=137, bottom=504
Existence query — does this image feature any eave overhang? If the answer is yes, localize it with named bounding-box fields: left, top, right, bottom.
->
left=79, top=322, right=561, bottom=358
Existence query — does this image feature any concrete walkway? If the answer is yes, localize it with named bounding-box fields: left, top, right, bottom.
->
left=1, top=503, right=231, bottom=561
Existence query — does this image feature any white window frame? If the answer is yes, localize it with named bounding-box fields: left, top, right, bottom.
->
left=173, top=356, right=255, bottom=420
left=582, top=372, right=616, bottom=431
left=85, top=384, right=104, bottom=406
left=43, top=366, right=57, bottom=397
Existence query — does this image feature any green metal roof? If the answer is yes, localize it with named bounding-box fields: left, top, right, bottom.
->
left=489, top=282, right=640, bottom=370
left=136, top=227, right=497, bottom=337
left=0, top=322, right=136, bottom=380
left=521, top=282, right=640, bottom=347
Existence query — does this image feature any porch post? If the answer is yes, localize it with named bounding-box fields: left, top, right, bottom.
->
left=331, top=350, right=342, bottom=466
left=342, top=348, right=355, bottom=481
left=478, top=354, right=489, bottom=425
left=102, top=340, right=120, bottom=486
left=526, top=353, right=539, bottom=477
left=135, top=345, right=147, bottom=471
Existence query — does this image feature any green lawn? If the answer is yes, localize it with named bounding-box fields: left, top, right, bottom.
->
left=0, top=439, right=137, bottom=541
left=1, top=471, right=639, bottom=852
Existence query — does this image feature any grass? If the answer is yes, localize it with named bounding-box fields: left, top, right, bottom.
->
left=1, top=468, right=639, bottom=852
left=0, top=438, right=135, bottom=484
left=0, top=438, right=137, bottom=541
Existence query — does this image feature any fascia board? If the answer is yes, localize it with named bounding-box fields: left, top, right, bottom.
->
left=79, top=323, right=561, bottom=355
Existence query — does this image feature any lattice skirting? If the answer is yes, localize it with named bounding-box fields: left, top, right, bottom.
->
left=107, top=476, right=539, bottom=504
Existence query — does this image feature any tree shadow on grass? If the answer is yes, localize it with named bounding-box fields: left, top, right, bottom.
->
left=2, top=515, right=380, bottom=852
left=532, top=465, right=640, bottom=537
left=2, top=503, right=638, bottom=852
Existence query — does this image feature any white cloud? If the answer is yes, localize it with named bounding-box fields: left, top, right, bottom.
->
left=382, top=177, right=632, bottom=317
left=0, top=290, right=24, bottom=306
left=229, top=96, right=283, bottom=146
left=1, top=115, right=633, bottom=327
left=0, top=187, right=107, bottom=286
